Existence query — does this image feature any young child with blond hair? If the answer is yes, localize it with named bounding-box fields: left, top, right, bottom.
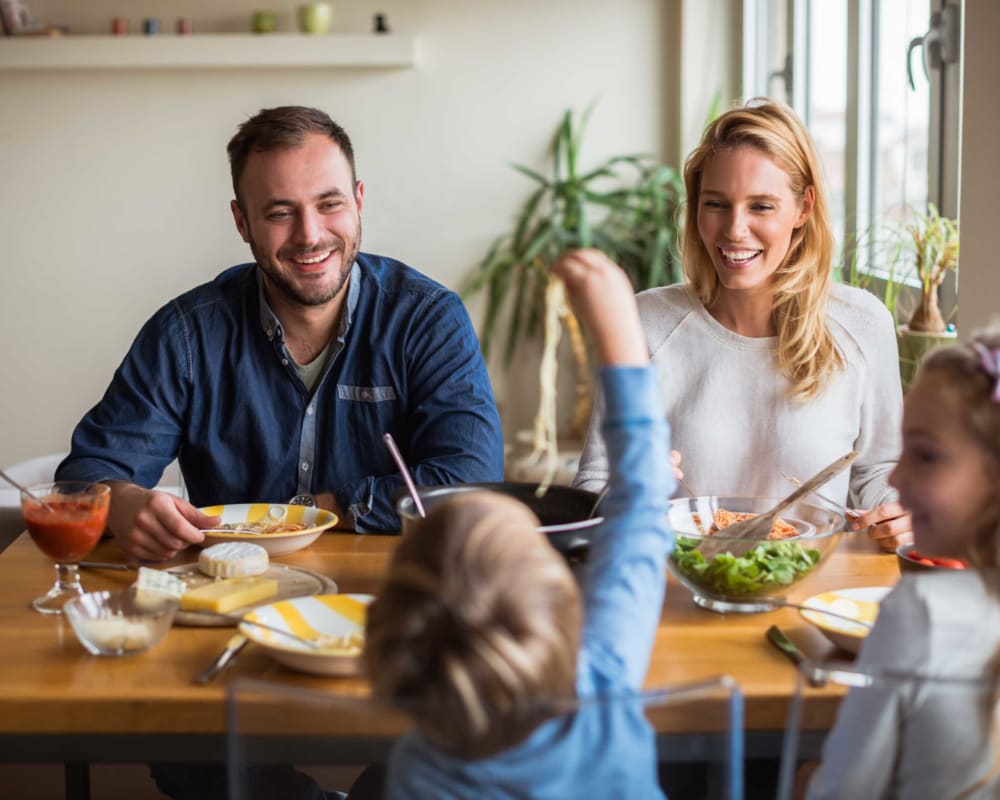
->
left=363, top=249, right=676, bottom=798
left=807, top=326, right=1000, bottom=799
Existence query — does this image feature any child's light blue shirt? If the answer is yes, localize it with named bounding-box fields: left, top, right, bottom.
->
left=386, top=365, right=675, bottom=798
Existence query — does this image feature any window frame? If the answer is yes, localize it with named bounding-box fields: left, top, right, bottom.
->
left=740, top=0, right=960, bottom=311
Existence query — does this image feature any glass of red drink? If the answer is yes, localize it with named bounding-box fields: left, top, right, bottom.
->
left=21, top=481, right=111, bottom=615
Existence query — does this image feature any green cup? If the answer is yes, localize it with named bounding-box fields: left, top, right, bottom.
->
left=298, top=2, right=334, bottom=34
left=252, top=11, right=277, bottom=33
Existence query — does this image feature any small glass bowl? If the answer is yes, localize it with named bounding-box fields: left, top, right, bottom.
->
left=64, top=588, right=178, bottom=656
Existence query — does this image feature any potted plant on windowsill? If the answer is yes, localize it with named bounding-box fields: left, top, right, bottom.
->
left=462, top=106, right=685, bottom=480
left=841, top=203, right=959, bottom=389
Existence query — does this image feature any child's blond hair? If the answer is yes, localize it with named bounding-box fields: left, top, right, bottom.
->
left=919, top=325, right=1000, bottom=566
left=364, top=491, right=582, bottom=758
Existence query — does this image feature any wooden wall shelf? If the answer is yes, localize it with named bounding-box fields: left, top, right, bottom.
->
left=0, top=34, right=417, bottom=70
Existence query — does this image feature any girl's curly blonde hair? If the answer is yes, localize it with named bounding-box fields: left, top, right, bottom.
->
left=364, top=492, right=582, bottom=759
left=683, top=98, right=843, bottom=401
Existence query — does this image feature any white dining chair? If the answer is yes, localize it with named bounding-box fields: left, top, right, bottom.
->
left=777, top=660, right=1000, bottom=800
left=226, top=675, right=745, bottom=799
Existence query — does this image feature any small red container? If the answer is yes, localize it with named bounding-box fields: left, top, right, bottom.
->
left=110, top=17, right=128, bottom=35
left=176, top=17, right=194, bottom=35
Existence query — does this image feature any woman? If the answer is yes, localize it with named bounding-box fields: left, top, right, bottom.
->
left=573, top=99, right=911, bottom=550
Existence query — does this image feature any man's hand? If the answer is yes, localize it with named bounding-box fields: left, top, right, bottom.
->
left=850, top=501, right=913, bottom=552
left=550, top=249, right=647, bottom=367
left=106, top=481, right=218, bottom=561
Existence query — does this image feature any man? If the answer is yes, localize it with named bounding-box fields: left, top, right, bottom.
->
left=57, top=106, right=504, bottom=561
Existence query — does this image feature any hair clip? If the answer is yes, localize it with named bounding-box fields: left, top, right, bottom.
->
left=971, top=342, right=1000, bottom=403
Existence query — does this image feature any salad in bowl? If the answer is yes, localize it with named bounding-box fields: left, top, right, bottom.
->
left=667, top=495, right=847, bottom=613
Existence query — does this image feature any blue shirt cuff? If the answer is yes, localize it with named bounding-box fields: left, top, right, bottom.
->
left=599, top=365, right=660, bottom=425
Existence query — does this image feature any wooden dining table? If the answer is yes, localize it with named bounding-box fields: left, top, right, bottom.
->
left=0, top=526, right=899, bottom=795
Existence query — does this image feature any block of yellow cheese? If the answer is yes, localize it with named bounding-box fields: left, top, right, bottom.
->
left=180, top=576, right=279, bottom=614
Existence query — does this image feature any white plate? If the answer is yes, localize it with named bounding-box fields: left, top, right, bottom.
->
left=240, top=593, right=373, bottom=676
left=799, top=586, right=891, bottom=654
left=197, top=503, right=337, bottom=557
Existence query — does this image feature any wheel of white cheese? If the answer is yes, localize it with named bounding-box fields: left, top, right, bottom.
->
left=198, top=542, right=270, bottom=578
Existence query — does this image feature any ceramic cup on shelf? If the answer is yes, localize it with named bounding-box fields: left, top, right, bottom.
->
left=252, top=10, right=277, bottom=33
left=298, top=2, right=334, bottom=34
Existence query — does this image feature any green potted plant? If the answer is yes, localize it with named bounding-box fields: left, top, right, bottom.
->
left=840, top=203, right=959, bottom=388
left=463, top=106, right=685, bottom=442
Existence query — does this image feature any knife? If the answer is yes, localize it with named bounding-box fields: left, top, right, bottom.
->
left=192, top=634, right=249, bottom=685
left=79, top=560, right=137, bottom=572
left=766, top=625, right=826, bottom=687
left=767, top=624, right=805, bottom=666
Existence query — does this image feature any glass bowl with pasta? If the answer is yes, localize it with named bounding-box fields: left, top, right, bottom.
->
left=666, top=495, right=847, bottom=614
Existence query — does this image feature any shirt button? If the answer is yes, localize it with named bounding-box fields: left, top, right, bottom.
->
left=361, top=389, right=371, bottom=400
left=267, top=328, right=274, bottom=339
left=301, top=462, right=310, bottom=472
left=306, top=405, right=314, bottom=415
left=281, top=358, right=289, bottom=366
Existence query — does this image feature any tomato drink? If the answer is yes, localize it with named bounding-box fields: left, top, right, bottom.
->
left=24, top=495, right=109, bottom=563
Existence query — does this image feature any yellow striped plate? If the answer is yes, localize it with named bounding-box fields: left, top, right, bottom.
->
left=197, top=503, right=338, bottom=557
left=799, top=586, right=891, bottom=654
left=240, top=594, right=373, bottom=676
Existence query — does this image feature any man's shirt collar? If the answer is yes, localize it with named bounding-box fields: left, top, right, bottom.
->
left=255, top=261, right=361, bottom=343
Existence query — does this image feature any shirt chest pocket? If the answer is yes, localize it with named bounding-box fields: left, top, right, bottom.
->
left=336, top=385, right=398, bottom=403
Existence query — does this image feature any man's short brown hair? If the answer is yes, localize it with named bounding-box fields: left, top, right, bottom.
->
left=364, top=492, right=582, bottom=759
left=226, top=105, right=357, bottom=204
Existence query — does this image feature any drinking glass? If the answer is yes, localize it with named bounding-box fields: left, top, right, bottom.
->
left=21, top=481, right=111, bottom=615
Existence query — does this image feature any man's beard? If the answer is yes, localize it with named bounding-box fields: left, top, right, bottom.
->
left=251, top=221, right=361, bottom=308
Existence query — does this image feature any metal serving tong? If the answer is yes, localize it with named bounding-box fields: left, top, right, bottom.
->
left=698, top=450, right=860, bottom=560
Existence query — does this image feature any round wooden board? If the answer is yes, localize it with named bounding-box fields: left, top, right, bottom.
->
left=167, top=563, right=338, bottom=627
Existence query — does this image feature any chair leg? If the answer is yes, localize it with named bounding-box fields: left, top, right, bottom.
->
left=65, top=761, right=91, bottom=800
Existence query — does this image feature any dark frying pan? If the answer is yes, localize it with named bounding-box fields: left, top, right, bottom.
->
left=395, top=482, right=603, bottom=555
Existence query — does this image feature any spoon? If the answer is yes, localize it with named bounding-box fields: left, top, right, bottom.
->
left=697, top=451, right=859, bottom=559
left=781, top=472, right=862, bottom=523
left=0, top=468, right=54, bottom=512
left=383, top=432, right=426, bottom=519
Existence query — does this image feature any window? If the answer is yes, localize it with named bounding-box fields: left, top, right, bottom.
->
left=742, top=0, right=960, bottom=303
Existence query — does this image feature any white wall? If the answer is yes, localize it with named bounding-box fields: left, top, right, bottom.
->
left=0, top=0, right=676, bottom=468
left=957, top=0, right=1000, bottom=333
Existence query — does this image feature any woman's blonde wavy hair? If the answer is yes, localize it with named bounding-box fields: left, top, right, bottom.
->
left=918, top=327, right=1000, bottom=568
left=683, top=98, right=842, bottom=401
left=364, top=492, right=582, bottom=759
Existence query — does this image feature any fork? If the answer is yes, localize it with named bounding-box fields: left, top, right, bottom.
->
left=697, top=451, right=859, bottom=560
left=190, top=610, right=324, bottom=648
left=198, top=528, right=263, bottom=536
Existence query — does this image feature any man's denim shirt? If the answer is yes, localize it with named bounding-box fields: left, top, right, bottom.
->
left=56, top=254, right=504, bottom=531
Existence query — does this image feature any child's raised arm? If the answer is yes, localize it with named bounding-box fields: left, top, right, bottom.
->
left=553, top=248, right=674, bottom=691
left=550, top=249, right=648, bottom=368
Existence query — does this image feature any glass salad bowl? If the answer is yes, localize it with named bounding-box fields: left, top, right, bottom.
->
left=667, top=495, right=847, bottom=614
